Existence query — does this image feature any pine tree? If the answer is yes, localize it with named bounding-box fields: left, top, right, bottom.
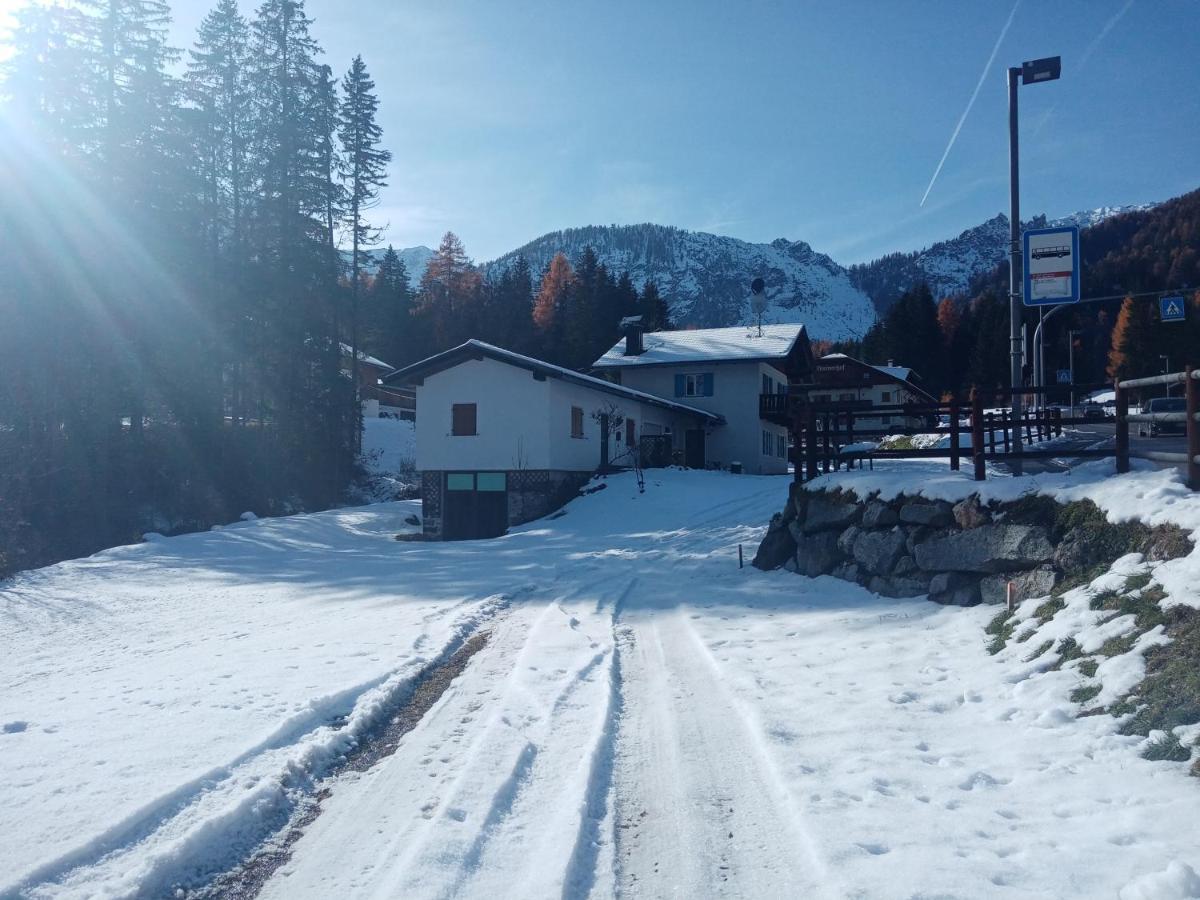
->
left=338, top=54, right=390, bottom=404
left=363, top=245, right=413, bottom=365
left=640, top=279, right=671, bottom=332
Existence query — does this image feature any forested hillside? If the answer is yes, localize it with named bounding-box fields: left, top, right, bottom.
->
left=0, top=0, right=375, bottom=574
left=830, top=190, right=1200, bottom=395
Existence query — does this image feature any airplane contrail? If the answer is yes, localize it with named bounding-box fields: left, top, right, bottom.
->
left=919, top=0, right=1021, bottom=207
left=1078, top=0, right=1135, bottom=71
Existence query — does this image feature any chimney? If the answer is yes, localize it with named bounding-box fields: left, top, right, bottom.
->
left=621, top=315, right=645, bottom=356
left=887, top=359, right=895, bottom=367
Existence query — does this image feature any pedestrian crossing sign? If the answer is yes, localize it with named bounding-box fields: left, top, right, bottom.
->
left=1160, top=296, right=1186, bottom=323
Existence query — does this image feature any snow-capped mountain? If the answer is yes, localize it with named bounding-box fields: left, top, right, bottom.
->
left=1047, top=203, right=1159, bottom=230
left=486, top=224, right=878, bottom=341
left=847, top=203, right=1159, bottom=312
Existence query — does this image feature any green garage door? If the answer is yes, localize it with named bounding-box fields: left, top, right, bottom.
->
left=443, top=472, right=508, bottom=540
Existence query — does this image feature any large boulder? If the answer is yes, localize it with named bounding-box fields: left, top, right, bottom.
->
left=837, top=525, right=862, bottom=556
left=852, top=527, right=908, bottom=575
left=1052, top=526, right=1107, bottom=573
left=928, top=571, right=981, bottom=606
left=832, top=561, right=861, bottom=584
left=794, top=531, right=843, bottom=577
left=952, top=496, right=991, bottom=530
left=868, top=573, right=931, bottom=598
left=752, top=514, right=797, bottom=570
left=914, top=524, right=1054, bottom=574
left=861, top=500, right=899, bottom=529
left=802, top=495, right=860, bottom=534
left=979, top=566, right=1058, bottom=605
left=899, top=500, right=953, bottom=528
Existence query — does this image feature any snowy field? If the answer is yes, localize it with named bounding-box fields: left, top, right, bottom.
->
left=2, top=467, right=1199, bottom=898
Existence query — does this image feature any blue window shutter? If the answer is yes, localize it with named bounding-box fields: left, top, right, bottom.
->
left=674, top=374, right=685, bottom=397
left=703, top=373, right=714, bottom=396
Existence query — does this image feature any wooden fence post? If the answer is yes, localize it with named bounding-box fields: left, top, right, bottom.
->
left=805, top=404, right=819, bottom=482
left=949, top=398, right=960, bottom=471
left=971, top=389, right=986, bottom=481
left=1115, top=382, right=1130, bottom=474
left=1186, top=366, right=1199, bottom=491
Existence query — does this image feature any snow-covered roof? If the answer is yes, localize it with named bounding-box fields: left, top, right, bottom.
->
left=822, top=353, right=913, bottom=383
left=340, top=343, right=392, bottom=370
left=385, top=340, right=723, bottom=422
left=593, top=324, right=806, bottom=369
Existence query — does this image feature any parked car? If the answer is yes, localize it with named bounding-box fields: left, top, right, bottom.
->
left=1080, top=403, right=1105, bottom=421
left=1137, top=397, right=1187, bottom=437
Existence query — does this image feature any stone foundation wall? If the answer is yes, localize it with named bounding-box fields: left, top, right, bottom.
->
left=753, top=486, right=1065, bottom=605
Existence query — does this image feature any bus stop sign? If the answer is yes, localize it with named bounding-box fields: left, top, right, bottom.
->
left=1023, top=225, right=1080, bottom=306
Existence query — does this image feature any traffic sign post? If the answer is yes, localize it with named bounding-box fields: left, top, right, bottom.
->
left=1056, top=369, right=1071, bottom=385
left=1160, top=295, right=1186, bottom=323
left=1023, top=225, right=1080, bottom=307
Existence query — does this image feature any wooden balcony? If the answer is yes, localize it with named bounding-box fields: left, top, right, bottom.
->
left=759, top=393, right=790, bottom=425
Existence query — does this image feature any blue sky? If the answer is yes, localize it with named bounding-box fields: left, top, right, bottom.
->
left=4, top=0, right=1198, bottom=263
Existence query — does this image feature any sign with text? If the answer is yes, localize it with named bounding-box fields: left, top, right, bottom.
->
left=1023, top=225, right=1080, bottom=306
left=1160, top=295, right=1186, bottom=323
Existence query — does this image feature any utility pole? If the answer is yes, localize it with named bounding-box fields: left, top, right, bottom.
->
left=1007, top=66, right=1024, bottom=473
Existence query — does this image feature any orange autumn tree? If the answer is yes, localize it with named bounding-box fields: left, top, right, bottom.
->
left=533, top=252, right=573, bottom=332
left=1106, top=295, right=1154, bottom=380
left=936, top=297, right=961, bottom=347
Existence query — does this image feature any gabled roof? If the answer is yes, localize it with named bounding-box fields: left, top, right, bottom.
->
left=383, top=340, right=723, bottom=422
left=340, top=342, right=392, bottom=370
left=819, top=353, right=935, bottom=401
left=593, top=323, right=807, bottom=369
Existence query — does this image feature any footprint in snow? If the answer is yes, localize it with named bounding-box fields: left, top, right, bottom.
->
left=855, top=842, right=890, bottom=856
left=3, top=721, right=29, bottom=734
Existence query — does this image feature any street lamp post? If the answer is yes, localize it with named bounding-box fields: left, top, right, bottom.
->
left=1161, top=354, right=1171, bottom=397
left=1007, top=56, right=1061, bottom=475
left=1068, top=329, right=1080, bottom=417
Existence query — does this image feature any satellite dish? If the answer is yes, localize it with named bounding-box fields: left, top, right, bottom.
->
left=750, top=277, right=768, bottom=316
left=749, top=277, right=768, bottom=336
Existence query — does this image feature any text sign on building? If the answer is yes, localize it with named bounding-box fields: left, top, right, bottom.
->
left=1022, top=225, right=1080, bottom=306
left=1160, top=295, right=1186, bottom=323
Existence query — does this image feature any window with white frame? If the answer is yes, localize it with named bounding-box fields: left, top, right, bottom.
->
left=762, top=429, right=772, bottom=456
left=776, top=433, right=786, bottom=458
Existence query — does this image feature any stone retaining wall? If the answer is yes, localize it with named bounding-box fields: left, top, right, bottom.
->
left=753, top=486, right=1074, bottom=605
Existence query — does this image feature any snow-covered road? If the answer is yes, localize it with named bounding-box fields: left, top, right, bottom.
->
left=3, top=470, right=1198, bottom=899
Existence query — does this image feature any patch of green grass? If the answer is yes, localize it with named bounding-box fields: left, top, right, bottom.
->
left=1049, top=637, right=1084, bottom=671
left=1124, top=572, right=1153, bottom=593
left=1108, top=697, right=1138, bottom=718
left=1120, top=607, right=1200, bottom=736
left=1090, top=589, right=1122, bottom=611
left=1070, top=683, right=1102, bottom=704
left=1141, top=734, right=1192, bottom=762
left=1099, top=633, right=1137, bottom=657
left=1025, top=640, right=1054, bottom=662
left=986, top=609, right=1016, bottom=655
left=878, top=436, right=916, bottom=451
left=1054, top=563, right=1111, bottom=598
left=1078, top=658, right=1099, bottom=678
left=1090, top=585, right=1167, bottom=631
left=1033, top=597, right=1065, bottom=624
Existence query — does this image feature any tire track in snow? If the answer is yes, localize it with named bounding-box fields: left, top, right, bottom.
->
left=612, top=603, right=834, bottom=899
left=8, top=591, right=521, bottom=900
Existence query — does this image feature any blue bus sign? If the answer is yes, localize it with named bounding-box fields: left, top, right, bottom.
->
left=1023, top=225, right=1080, bottom=306
left=1160, top=295, right=1186, bottom=323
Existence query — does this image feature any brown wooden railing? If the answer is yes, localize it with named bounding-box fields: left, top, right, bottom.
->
left=783, top=374, right=1200, bottom=491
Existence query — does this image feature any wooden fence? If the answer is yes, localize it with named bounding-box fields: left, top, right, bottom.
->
left=787, top=369, right=1200, bottom=491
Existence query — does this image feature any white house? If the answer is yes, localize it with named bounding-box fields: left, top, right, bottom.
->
left=591, top=321, right=814, bottom=476
left=383, top=340, right=721, bottom=540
